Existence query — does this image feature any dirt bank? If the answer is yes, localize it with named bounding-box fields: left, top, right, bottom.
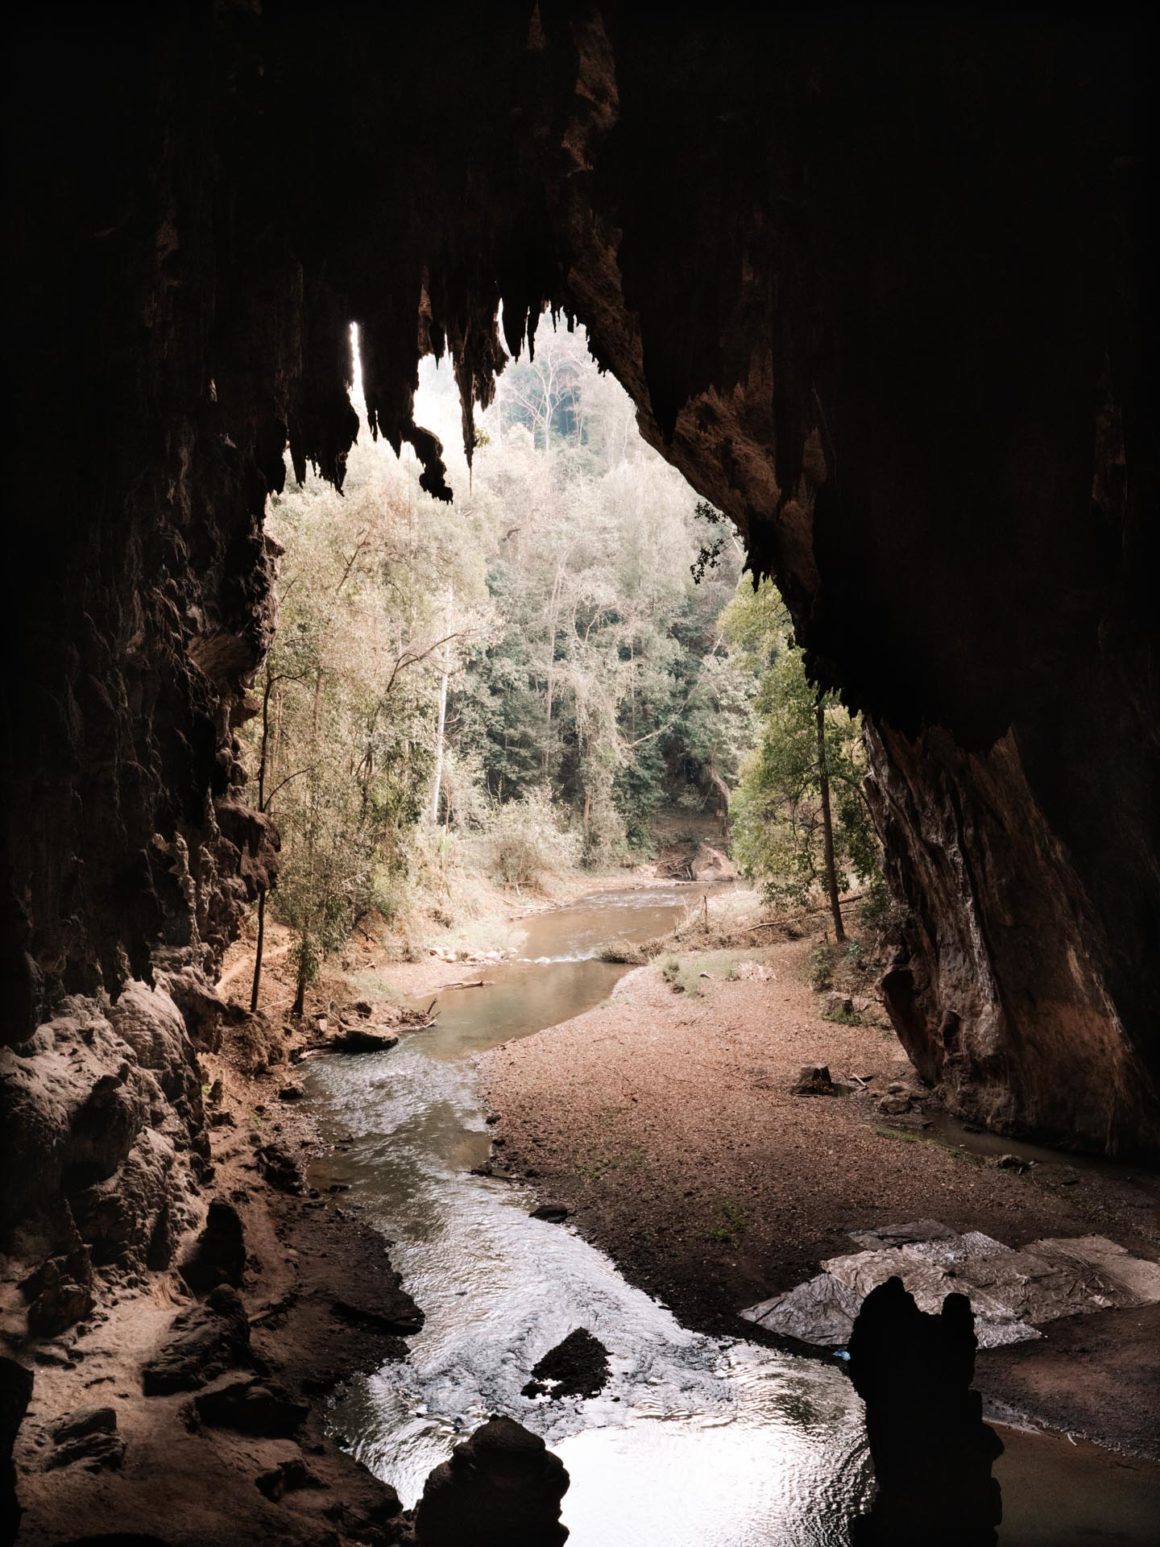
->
left=484, top=936, right=1160, bottom=1459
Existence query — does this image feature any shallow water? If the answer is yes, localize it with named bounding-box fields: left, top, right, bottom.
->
left=305, top=887, right=1160, bottom=1545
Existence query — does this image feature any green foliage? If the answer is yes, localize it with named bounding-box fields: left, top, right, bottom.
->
left=724, top=579, right=881, bottom=909
left=486, top=788, right=579, bottom=888
left=808, top=942, right=836, bottom=992
left=245, top=323, right=763, bottom=976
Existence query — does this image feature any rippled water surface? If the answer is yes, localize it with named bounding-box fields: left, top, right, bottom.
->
left=305, top=887, right=1160, bottom=1545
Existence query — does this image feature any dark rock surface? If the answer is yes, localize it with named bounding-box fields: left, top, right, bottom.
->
left=142, top=1286, right=252, bottom=1396
left=412, top=1416, right=569, bottom=1547
left=1, top=1358, right=33, bottom=1543
left=193, top=1376, right=308, bottom=1437
left=522, top=1329, right=610, bottom=1401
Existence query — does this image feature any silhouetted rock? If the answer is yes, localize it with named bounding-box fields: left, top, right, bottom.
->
left=180, top=1199, right=246, bottom=1294
left=848, top=1275, right=1002, bottom=1546
left=142, top=1286, right=251, bottom=1395
left=413, top=1416, right=569, bottom=1546
left=522, top=1329, right=609, bottom=1400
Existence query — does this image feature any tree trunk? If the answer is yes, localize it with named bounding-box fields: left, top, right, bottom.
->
left=291, top=948, right=308, bottom=1018
left=430, top=665, right=449, bottom=822
left=816, top=699, right=846, bottom=943
left=249, top=888, right=267, bottom=1012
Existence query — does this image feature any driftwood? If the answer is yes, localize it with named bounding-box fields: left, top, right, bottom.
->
left=446, top=979, right=494, bottom=990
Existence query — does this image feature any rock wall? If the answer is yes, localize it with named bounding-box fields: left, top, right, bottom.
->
left=3, top=2, right=1156, bottom=1339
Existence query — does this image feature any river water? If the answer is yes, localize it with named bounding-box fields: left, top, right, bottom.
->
left=305, top=887, right=1160, bottom=1546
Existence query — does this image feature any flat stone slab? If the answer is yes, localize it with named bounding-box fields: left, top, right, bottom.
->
left=740, top=1225, right=1160, bottom=1349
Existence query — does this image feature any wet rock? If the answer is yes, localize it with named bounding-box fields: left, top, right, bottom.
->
left=44, top=1406, right=124, bottom=1472
left=332, top=1290, right=424, bottom=1338
left=255, top=1457, right=324, bottom=1501
left=1, top=1357, right=33, bottom=1543
left=327, top=1027, right=399, bottom=1055
left=194, top=1376, right=308, bottom=1436
left=142, top=1286, right=251, bottom=1395
left=522, top=1329, right=609, bottom=1400
left=256, top=1143, right=303, bottom=1194
left=530, top=1204, right=569, bottom=1223
left=791, top=1064, right=837, bottom=1096
left=413, top=1415, right=569, bottom=1546
left=179, top=1198, right=245, bottom=1294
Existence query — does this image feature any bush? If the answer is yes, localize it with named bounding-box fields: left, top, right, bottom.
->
left=487, top=789, right=579, bottom=889
left=808, top=941, right=836, bottom=992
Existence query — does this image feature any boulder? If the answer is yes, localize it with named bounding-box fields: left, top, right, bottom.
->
left=529, top=1204, right=569, bottom=1223
left=413, top=1416, right=569, bottom=1547
left=522, top=1329, right=609, bottom=1400
left=142, top=1286, right=251, bottom=1395
left=327, top=1027, right=399, bottom=1055
left=179, top=1199, right=246, bottom=1294
left=689, top=844, right=738, bottom=882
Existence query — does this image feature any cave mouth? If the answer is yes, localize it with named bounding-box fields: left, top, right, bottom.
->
left=3, top=5, right=1158, bottom=1545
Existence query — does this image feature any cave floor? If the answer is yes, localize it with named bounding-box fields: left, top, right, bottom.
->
left=484, top=934, right=1160, bottom=1460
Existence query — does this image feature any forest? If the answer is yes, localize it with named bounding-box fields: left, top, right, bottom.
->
left=245, top=326, right=877, bottom=1008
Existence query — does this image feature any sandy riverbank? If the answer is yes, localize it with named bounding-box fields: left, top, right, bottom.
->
left=484, top=934, right=1160, bottom=1459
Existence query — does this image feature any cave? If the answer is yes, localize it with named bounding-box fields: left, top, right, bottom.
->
left=3, top=4, right=1157, bottom=1544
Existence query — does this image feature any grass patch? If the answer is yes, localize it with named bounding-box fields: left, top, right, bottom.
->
left=709, top=1197, right=749, bottom=1244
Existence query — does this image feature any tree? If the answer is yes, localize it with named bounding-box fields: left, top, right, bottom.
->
left=724, top=579, right=879, bottom=924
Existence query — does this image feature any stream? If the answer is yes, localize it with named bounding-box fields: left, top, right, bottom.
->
left=305, top=887, right=1160, bottom=1546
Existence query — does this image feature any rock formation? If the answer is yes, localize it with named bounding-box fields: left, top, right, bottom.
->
left=848, top=1276, right=1003, bottom=1546
left=412, top=1416, right=570, bottom=1547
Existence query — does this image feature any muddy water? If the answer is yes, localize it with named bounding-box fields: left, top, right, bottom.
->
left=306, top=888, right=1158, bottom=1546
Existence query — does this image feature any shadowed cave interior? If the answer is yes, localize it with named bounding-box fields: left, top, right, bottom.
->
left=2, top=4, right=1157, bottom=1545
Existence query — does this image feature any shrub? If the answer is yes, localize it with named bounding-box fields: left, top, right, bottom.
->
left=487, top=789, right=579, bottom=889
